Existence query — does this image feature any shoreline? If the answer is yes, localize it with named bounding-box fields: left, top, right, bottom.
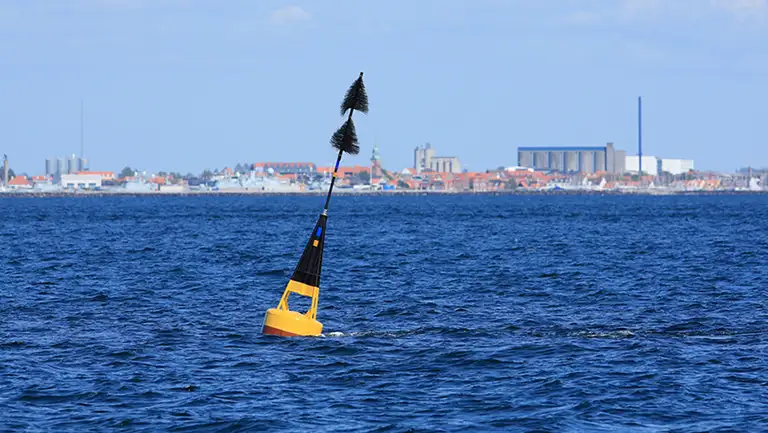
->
left=0, top=189, right=765, bottom=198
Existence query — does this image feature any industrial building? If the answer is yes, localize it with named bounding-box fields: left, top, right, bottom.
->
left=625, top=156, right=659, bottom=176
left=660, top=158, right=694, bottom=175
left=626, top=156, right=694, bottom=176
left=517, top=143, right=626, bottom=174
left=413, top=143, right=462, bottom=173
left=46, top=155, right=88, bottom=178
left=45, top=159, right=55, bottom=177
left=60, top=173, right=102, bottom=190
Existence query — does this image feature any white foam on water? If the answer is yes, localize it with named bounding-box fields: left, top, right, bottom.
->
left=576, top=330, right=635, bottom=339
left=319, top=330, right=400, bottom=338
left=321, top=331, right=348, bottom=338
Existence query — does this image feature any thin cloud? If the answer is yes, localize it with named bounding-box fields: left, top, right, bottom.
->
left=76, top=0, right=149, bottom=9
left=563, top=10, right=601, bottom=25
left=270, top=6, right=311, bottom=25
left=710, top=0, right=767, bottom=19
left=623, top=40, right=667, bottom=64
left=73, top=0, right=191, bottom=10
left=619, top=0, right=663, bottom=19
left=562, top=0, right=767, bottom=23
left=622, top=0, right=662, bottom=13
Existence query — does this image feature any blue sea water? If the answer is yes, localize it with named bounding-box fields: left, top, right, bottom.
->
left=1, top=194, right=766, bottom=432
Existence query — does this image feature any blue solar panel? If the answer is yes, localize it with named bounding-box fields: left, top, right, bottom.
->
left=316, top=227, right=323, bottom=236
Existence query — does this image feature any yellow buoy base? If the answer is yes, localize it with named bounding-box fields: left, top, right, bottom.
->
left=263, top=280, right=322, bottom=337
left=263, top=308, right=323, bottom=337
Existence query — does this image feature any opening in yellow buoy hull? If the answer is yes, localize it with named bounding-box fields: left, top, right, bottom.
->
left=263, top=308, right=323, bottom=337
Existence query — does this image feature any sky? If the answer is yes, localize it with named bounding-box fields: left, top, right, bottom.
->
left=1, top=0, right=767, bottom=175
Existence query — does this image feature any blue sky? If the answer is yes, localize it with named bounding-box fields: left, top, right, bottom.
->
left=1, top=0, right=766, bottom=175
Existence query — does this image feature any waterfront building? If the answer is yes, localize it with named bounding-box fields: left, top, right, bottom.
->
left=414, top=143, right=462, bottom=173
left=625, top=156, right=694, bottom=176
left=60, top=173, right=102, bottom=190
left=413, top=143, right=435, bottom=173
left=77, top=157, right=88, bottom=172
left=429, top=156, right=462, bottom=173
left=77, top=171, right=115, bottom=181
left=626, top=156, right=659, bottom=176
left=6, top=175, right=31, bottom=189
left=46, top=156, right=88, bottom=176
left=253, top=162, right=316, bottom=175
left=45, top=159, right=55, bottom=176
left=159, top=184, right=185, bottom=193
left=67, top=154, right=77, bottom=174
left=317, top=165, right=369, bottom=179
left=32, top=176, right=59, bottom=192
left=659, top=158, right=694, bottom=175
left=517, top=143, right=626, bottom=174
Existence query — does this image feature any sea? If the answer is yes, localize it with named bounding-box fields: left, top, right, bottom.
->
left=1, top=194, right=766, bottom=432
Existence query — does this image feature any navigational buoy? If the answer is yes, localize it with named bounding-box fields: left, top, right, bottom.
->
left=263, top=72, right=369, bottom=337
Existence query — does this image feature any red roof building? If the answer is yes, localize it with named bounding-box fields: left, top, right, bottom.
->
left=7, top=176, right=31, bottom=188
left=77, top=171, right=116, bottom=180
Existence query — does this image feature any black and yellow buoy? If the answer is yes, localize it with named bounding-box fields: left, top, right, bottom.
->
left=263, top=72, right=369, bottom=337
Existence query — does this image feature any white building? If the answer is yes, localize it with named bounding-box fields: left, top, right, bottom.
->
left=505, top=166, right=534, bottom=172
left=32, top=176, right=59, bottom=192
left=625, top=156, right=695, bottom=176
left=625, top=155, right=659, bottom=176
left=60, top=174, right=102, bottom=190
left=159, top=184, right=185, bottom=193
left=660, top=159, right=694, bottom=175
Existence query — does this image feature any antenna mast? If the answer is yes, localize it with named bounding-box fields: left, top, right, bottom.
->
left=638, top=96, right=643, bottom=180
left=80, top=99, right=84, bottom=159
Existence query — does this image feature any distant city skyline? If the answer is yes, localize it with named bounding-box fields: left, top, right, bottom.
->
left=1, top=1, right=766, bottom=174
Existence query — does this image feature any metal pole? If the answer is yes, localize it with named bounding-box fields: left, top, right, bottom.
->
left=80, top=99, right=84, bottom=159
left=323, top=149, right=344, bottom=214
left=324, top=105, right=357, bottom=213
left=638, top=96, right=643, bottom=180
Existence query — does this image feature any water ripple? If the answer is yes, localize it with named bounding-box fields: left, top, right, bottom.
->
left=1, top=195, right=766, bottom=432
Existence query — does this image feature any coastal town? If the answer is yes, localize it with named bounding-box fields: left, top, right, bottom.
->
left=0, top=141, right=764, bottom=195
